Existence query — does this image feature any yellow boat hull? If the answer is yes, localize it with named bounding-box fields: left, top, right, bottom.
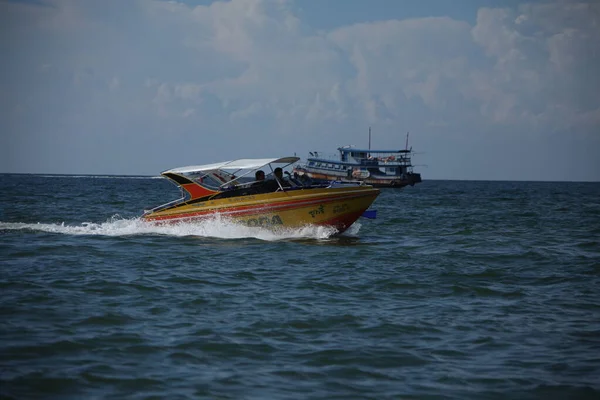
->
left=143, top=186, right=379, bottom=233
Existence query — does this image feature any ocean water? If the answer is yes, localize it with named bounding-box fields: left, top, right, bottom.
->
left=1, top=174, right=599, bottom=399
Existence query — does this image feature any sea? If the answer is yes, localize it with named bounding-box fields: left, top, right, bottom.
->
left=1, top=174, right=599, bottom=400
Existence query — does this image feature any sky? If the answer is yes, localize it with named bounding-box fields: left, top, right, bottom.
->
left=1, top=0, right=599, bottom=181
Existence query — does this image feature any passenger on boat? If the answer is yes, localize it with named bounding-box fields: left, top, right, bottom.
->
left=274, top=167, right=292, bottom=188
left=252, top=170, right=265, bottom=185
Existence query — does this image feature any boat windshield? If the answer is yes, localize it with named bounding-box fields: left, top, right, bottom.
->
left=165, top=157, right=301, bottom=191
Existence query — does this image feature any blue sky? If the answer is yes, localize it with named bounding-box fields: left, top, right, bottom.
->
left=1, top=0, right=599, bottom=181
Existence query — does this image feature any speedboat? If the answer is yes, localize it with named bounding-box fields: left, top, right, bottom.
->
left=142, top=157, right=380, bottom=234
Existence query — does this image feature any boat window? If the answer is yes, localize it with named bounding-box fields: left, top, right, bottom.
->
left=194, top=174, right=221, bottom=189
left=334, top=164, right=340, bottom=169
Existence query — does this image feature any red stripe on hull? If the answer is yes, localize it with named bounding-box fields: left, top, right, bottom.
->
left=145, top=191, right=376, bottom=222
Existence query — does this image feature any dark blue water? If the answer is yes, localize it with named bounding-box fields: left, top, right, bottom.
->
left=1, top=174, right=599, bottom=399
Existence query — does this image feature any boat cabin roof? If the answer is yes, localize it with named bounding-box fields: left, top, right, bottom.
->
left=338, top=148, right=410, bottom=154
left=162, top=157, right=300, bottom=175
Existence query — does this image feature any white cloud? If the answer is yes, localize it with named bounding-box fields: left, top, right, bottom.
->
left=1, top=0, right=598, bottom=179
left=108, top=77, right=120, bottom=92
left=469, top=2, right=600, bottom=130
left=328, top=17, right=475, bottom=123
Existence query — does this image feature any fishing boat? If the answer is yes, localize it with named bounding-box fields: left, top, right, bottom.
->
left=293, top=131, right=422, bottom=188
left=142, top=157, right=380, bottom=233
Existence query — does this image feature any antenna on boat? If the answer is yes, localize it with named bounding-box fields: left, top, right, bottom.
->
left=368, top=127, right=371, bottom=157
left=405, top=131, right=409, bottom=151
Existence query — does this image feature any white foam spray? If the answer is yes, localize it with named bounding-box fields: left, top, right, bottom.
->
left=0, top=214, right=348, bottom=241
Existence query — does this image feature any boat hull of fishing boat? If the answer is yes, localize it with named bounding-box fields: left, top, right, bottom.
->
left=292, top=168, right=421, bottom=188
left=142, top=157, right=380, bottom=234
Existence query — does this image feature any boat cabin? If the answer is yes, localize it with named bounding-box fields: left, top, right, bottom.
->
left=303, top=147, right=416, bottom=179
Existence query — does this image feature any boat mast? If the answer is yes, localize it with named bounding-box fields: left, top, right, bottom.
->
left=368, top=127, right=371, bottom=158
left=405, top=131, right=409, bottom=151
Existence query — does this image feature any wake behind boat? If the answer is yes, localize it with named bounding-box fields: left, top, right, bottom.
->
left=142, top=157, right=380, bottom=234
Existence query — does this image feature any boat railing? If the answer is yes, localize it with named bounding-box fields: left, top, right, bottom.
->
left=307, top=153, right=413, bottom=166
left=363, top=156, right=413, bottom=165
left=143, top=196, right=186, bottom=215
left=328, top=180, right=368, bottom=188
left=306, top=152, right=340, bottom=162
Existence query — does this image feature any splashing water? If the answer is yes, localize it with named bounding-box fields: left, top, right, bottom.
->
left=0, top=214, right=345, bottom=241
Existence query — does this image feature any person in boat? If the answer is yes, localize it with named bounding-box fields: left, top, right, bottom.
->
left=252, top=170, right=265, bottom=186
left=273, top=167, right=292, bottom=188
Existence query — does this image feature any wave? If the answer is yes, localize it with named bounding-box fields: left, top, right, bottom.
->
left=0, top=173, right=160, bottom=179
left=35, top=175, right=161, bottom=180
left=0, top=215, right=344, bottom=241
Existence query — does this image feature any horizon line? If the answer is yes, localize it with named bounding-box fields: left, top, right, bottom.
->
left=1, top=172, right=598, bottom=184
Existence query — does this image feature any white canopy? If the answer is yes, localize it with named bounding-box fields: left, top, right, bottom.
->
left=162, top=157, right=300, bottom=175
